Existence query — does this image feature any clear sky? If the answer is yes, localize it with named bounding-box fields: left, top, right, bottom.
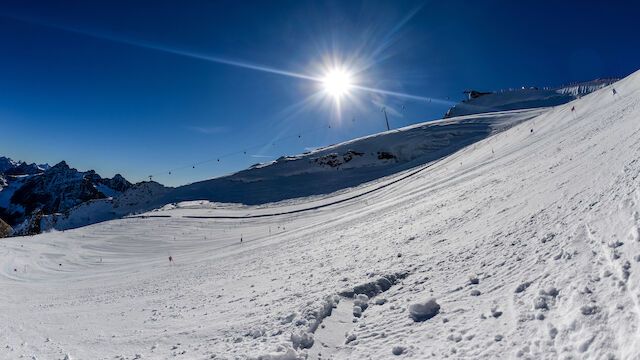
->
left=1, top=0, right=638, bottom=186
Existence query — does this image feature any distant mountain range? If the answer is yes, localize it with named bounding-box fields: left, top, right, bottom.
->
left=0, top=156, right=132, bottom=235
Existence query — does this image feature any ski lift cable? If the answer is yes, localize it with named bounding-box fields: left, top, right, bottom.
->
left=150, top=131, right=306, bottom=178
left=149, top=116, right=361, bottom=179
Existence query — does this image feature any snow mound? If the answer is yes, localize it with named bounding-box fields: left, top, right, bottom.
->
left=408, top=298, right=440, bottom=322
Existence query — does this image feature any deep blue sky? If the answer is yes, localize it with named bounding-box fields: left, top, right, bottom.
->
left=1, top=0, right=638, bottom=186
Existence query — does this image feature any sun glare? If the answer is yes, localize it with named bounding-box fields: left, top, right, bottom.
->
left=322, top=69, right=352, bottom=98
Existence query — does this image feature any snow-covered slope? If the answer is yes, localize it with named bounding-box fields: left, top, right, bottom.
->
left=1, top=70, right=638, bottom=359
left=168, top=109, right=541, bottom=205
left=444, top=79, right=618, bottom=118
left=36, top=108, right=542, bottom=234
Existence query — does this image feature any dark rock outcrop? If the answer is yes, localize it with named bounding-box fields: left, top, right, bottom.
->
left=1, top=157, right=133, bottom=231
left=0, top=156, right=47, bottom=175
left=102, top=174, right=131, bottom=193
left=4, top=162, right=43, bottom=176
left=0, top=217, right=12, bottom=238
left=10, top=161, right=106, bottom=215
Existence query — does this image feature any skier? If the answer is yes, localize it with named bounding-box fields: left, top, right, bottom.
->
left=168, top=255, right=173, bottom=264
left=612, top=88, right=617, bottom=95
left=240, top=234, right=243, bottom=243
left=571, top=106, right=575, bottom=112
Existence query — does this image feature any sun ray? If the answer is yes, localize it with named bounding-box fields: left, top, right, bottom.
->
left=3, top=12, right=454, bottom=111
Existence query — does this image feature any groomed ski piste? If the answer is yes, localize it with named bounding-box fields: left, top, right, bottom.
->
left=2, top=69, right=640, bottom=359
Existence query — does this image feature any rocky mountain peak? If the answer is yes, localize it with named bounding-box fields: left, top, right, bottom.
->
left=0, top=155, right=133, bottom=228
left=51, top=161, right=70, bottom=170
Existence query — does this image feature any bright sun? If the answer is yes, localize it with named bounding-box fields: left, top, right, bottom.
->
left=322, top=69, right=352, bottom=98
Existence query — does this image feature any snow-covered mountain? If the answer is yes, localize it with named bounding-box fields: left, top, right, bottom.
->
left=0, top=69, right=636, bottom=359
left=0, top=158, right=133, bottom=233
left=28, top=180, right=170, bottom=235
left=444, top=78, right=618, bottom=118
left=0, top=156, right=48, bottom=175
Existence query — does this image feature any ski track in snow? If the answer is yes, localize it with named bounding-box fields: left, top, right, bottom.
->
left=2, top=71, right=640, bottom=359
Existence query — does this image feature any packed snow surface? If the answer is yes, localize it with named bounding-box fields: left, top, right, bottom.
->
left=1, top=71, right=639, bottom=359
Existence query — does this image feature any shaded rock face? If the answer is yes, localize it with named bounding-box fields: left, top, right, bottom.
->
left=0, top=207, right=21, bottom=227
left=0, top=217, right=12, bottom=238
left=10, top=161, right=105, bottom=215
left=83, top=170, right=132, bottom=194
left=0, top=156, right=47, bottom=175
left=4, top=162, right=43, bottom=176
left=103, top=174, right=131, bottom=193
left=0, top=157, right=18, bottom=174
left=14, top=209, right=42, bottom=236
